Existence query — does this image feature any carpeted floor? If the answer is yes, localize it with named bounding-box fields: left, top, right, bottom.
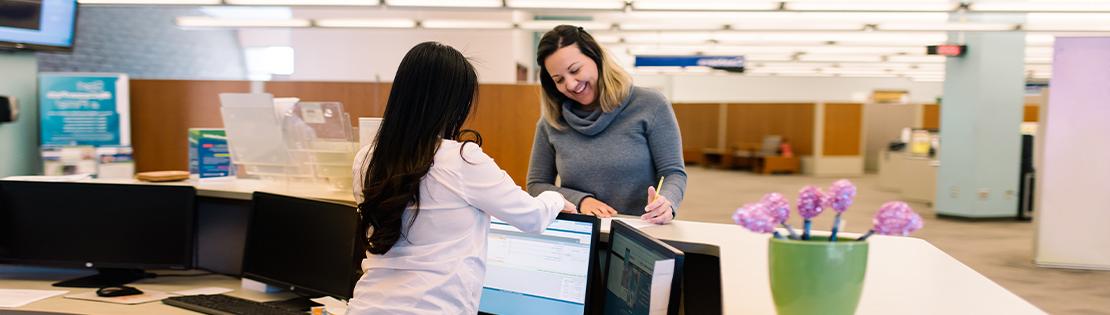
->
left=677, top=167, right=1110, bottom=315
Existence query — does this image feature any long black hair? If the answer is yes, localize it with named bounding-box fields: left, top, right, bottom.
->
left=359, top=42, right=479, bottom=255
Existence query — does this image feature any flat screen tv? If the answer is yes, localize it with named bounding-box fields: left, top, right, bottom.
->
left=0, top=0, right=77, bottom=51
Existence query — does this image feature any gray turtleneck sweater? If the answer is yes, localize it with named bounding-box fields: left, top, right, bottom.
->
left=526, top=86, right=688, bottom=216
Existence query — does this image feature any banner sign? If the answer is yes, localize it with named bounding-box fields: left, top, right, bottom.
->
left=634, top=55, right=745, bottom=72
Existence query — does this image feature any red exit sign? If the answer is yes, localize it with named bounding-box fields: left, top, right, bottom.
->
left=927, top=45, right=967, bottom=57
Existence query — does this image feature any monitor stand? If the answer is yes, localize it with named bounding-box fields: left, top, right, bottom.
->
left=264, top=296, right=324, bottom=312
left=52, top=268, right=156, bottom=288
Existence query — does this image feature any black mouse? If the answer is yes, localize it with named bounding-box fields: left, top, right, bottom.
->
left=96, top=285, right=143, bottom=297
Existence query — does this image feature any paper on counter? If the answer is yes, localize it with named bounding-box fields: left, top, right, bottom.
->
left=648, top=259, right=676, bottom=315
left=601, top=217, right=658, bottom=232
left=2, top=174, right=91, bottom=182
left=64, top=289, right=171, bottom=305
left=0, top=289, right=69, bottom=308
left=171, top=287, right=233, bottom=296
left=311, top=296, right=348, bottom=315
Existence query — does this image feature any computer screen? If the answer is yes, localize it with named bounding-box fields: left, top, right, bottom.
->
left=0, top=0, right=77, bottom=51
left=479, top=213, right=600, bottom=315
left=0, top=181, right=196, bottom=270
left=242, top=192, right=361, bottom=300
left=604, top=220, right=684, bottom=315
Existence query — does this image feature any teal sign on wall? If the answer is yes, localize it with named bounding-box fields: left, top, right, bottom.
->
left=38, top=73, right=130, bottom=147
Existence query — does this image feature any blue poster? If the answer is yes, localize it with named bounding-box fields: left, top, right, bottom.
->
left=39, top=73, right=130, bottom=147
left=196, top=130, right=232, bottom=178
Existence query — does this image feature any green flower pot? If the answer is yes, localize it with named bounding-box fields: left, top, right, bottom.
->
left=768, top=236, right=869, bottom=315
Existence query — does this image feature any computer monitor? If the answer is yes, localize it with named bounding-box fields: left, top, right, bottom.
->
left=479, top=213, right=600, bottom=315
left=0, top=0, right=77, bottom=51
left=604, top=220, right=685, bottom=315
left=0, top=180, right=197, bottom=288
left=241, top=192, right=361, bottom=306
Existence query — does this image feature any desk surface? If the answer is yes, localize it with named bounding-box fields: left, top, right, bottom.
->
left=0, top=178, right=1045, bottom=314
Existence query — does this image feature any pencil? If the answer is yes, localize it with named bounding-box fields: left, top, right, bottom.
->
left=653, top=176, right=665, bottom=203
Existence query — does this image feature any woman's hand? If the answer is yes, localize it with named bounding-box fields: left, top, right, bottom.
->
left=642, top=186, right=674, bottom=224
left=561, top=198, right=578, bottom=213
left=579, top=197, right=618, bottom=218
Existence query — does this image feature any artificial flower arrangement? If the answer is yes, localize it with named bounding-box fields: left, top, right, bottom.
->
left=732, top=179, right=924, bottom=240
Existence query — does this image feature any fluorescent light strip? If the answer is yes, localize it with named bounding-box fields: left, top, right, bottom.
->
left=79, top=0, right=221, bottom=4
left=878, top=22, right=1018, bottom=31
left=783, top=1, right=958, bottom=12
left=507, top=0, right=626, bottom=10
left=176, top=17, right=311, bottom=28
left=225, top=0, right=379, bottom=5
left=620, top=23, right=726, bottom=31
left=798, top=54, right=885, bottom=62
left=314, top=18, right=416, bottom=28
left=519, top=21, right=611, bottom=31
left=384, top=0, right=501, bottom=8
left=1024, top=25, right=1110, bottom=32
left=728, top=23, right=865, bottom=31
left=631, top=0, right=781, bottom=11
left=969, top=2, right=1110, bottom=13
left=887, top=55, right=946, bottom=63
left=421, top=20, right=515, bottom=30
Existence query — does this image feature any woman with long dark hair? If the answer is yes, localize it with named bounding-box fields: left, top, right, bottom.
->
left=348, top=42, right=575, bottom=314
left=528, top=25, right=687, bottom=224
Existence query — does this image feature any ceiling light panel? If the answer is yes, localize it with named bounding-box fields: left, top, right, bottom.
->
left=225, top=0, right=379, bottom=5
left=518, top=21, right=611, bottom=31
left=79, top=0, right=221, bottom=4
left=507, top=0, right=626, bottom=10
left=384, top=0, right=501, bottom=7
left=619, top=22, right=726, bottom=31
left=314, top=18, right=416, bottom=28
left=631, top=0, right=781, bottom=11
left=784, top=1, right=959, bottom=12
left=176, top=17, right=311, bottom=28
left=969, top=1, right=1110, bottom=13
left=422, top=20, right=515, bottom=29
left=878, top=22, right=1018, bottom=31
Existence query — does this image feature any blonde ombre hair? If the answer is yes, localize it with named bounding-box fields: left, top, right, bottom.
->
left=536, top=25, right=632, bottom=129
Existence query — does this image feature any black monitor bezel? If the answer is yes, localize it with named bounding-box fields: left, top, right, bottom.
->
left=0, top=180, right=198, bottom=270
left=0, top=0, right=79, bottom=52
left=479, top=212, right=601, bottom=315
left=241, top=191, right=360, bottom=300
left=604, top=219, right=686, bottom=315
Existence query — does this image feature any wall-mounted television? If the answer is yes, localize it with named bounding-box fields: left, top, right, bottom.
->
left=0, top=0, right=77, bottom=51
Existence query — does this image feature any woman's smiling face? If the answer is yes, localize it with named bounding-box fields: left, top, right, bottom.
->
left=544, top=43, right=599, bottom=106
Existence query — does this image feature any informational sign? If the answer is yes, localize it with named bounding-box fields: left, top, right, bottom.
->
left=38, top=73, right=130, bottom=147
left=190, top=129, right=232, bottom=178
left=634, top=55, right=745, bottom=72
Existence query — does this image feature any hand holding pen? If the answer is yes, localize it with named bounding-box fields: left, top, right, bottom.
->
left=642, top=176, right=674, bottom=225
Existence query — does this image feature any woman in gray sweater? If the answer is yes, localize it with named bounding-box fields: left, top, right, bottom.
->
left=527, top=25, right=687, bottom=224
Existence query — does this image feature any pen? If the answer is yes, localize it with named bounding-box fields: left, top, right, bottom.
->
left=653, top=176, right=665, bottom=203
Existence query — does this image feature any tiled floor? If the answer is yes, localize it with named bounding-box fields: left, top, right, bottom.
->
left=678, top=167, right=1110, bottom=315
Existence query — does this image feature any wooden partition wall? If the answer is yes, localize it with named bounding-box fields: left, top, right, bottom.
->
left=922, top=104, right=1039, bottom=130
left=129, top=80, right=542, bottom=187
left=724, top=103, right=816, bottom=156
left=823, top=103, right=863, bottom=156
left=672, top=104, right=720, bottom=163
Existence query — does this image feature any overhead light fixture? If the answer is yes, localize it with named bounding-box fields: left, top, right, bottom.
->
left=798, top=54, right=885, bottom=62
left=1023, top=24, right=1110, bottom=32
left=1026, top=56, right=1053, bottom=64
left=783, top=1, right=958, bottom=12
left=728, top=22, right=865, bottom=31
left=314, top=18, right=416, bottom=28
left=224, top=0, right=379, bottom=5
left=78, top=0, right=221, bottom=4
left=619, top=22, right=726, bottom=31
left=507, top=0, right=626, bottom=10
left=877, top=22, right=1018, bottom=31
left=384, top=0, right=501, bottom=8
left=176, top=16, right=311, bottom=28
left=518, top=21, right=611, bottom=31
left=969, top=2, right=1110, bottom=13
left=421, top=20, right=515, bottom=30
left=590, top=34, right=622, bottom=43
left=622, top=33, right=714, bottom=44
left=887, top=55, right=946, bottom=63
left=630, top=0, right=781, bottom=11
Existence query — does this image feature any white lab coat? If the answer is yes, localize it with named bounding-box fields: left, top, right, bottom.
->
left=347, top=139, right=565, bottom=315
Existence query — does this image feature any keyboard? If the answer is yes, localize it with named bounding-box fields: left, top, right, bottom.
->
left=163, top=294, right=305, bottom=315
